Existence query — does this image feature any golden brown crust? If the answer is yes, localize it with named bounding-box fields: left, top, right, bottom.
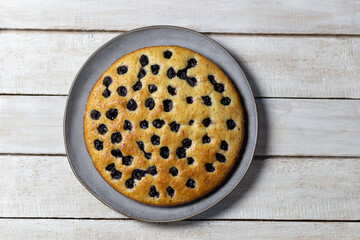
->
left=83, top=46, right=244, bottom=205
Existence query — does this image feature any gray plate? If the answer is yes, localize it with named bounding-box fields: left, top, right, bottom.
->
left=64, top=26, right=258, bottom=222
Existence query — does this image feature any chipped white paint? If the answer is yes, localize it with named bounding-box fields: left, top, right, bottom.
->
left=0, top=156, right=359, bottom=220
left=1, top=31, right=360, bottom=97
left=0, top=96, right=359, bottom=156
left=1, top=0, right=360, bottom=34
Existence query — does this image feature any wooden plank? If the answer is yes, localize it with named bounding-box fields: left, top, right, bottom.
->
left=0, top=96, right=65, bottom=154
left=1, top=0, right=359, bottom=34
left=1, top=31, right=360, bottom=98
left=1, top=155, right=360, bottom=220
left=1, top=96, right=359, bottom=156
left=1, top=219, right=360, bottom=239
left=256, top=98, right=360, bottom=156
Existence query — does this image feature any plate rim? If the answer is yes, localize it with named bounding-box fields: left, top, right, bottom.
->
left=63, top=25, right=258, bottom=222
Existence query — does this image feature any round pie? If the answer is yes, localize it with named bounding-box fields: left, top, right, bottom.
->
left=83, top=46, right=244, bottom=206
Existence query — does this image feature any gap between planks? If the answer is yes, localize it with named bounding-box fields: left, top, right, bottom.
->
left=1, top=217, right=360, bottom=223
left=2, top=28, right=360, bottom=38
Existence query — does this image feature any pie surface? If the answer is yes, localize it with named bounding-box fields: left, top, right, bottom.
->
left=83, top=46, right=244, bottom=206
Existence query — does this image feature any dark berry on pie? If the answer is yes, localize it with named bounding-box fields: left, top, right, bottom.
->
left=186, top=96, right=193, bottom=104
left=202, top=134, right=211, bottom=144
left=144, top=152, right=152, bottom=160
left=111, top=148, right=122, bottom=158
left=103, top=76, right=112, bottom=87
left=214, top=83, right=224, bottom=93
left=148, top=84, right=158, bottom=93
left=221, top=97, right=231, bottom=105
left=102, top=89, right=111, bottom=98
left=202, top=118, right=211, bottom=127
left=167, top=67, right=176, bottom=79
left=187, top=77, right=197, bottom=87
left=127, top=99, right=138, bottom=111
left=187, top=157, right=194, bottom=165
left=145, top=98, right=155, bottom=110
left=111, top=169, right=122, bottom=180
left=182, top=138, right=192, bottom=148
left=169, top=167, right=178, bottom=176
left=147, top=165, right=157, bottom=175
left=208, top=75, right=216, bottom=85
left=90, top=110, right=101, bottom=120
left=132, top=80, right=142, bottom=91
left=151, top=134, right=160, bottom=145
left=216, top=153, right=226, bottom=163
left=163, top=99, right=173, bottom=112
left=186, top=178, right=196, bottom=189
left=205, top=163, right=215, bottom=172
left=159, top=146, right=170, bottom=159
left=146, top=151, right=154, bottom=161
left=153, top=119, right=165, bottom=129
left=151, top=64, right=160, bottom=75
left=117, top=86, right=127, bottom=97
left=189, top=120, right=194, bottom=125
left=145, top=151, right=153, bottom=160
left=110, top=132, right=122, bottom=144
left=140, top=55, right=149, bottom=67
left=226, top=119, right=236, bottom=130
left=136, top=141, right=145, bottom=151
left=132, top=169, right=146, bottom=180
left=202, top=96, right=212, bottom=106
left=123, top=120, right=132, bottom=131
left=167, top=85, right=176, bottom=96
left=117, top=65, right=128, bottom=75
left=169, top=121, right=180, bottom=133
left=207, top=74, right=225, bottom=92
left=106, top=108, right=118, bottom=120
left=163, top=50, right=172, bottom=59
left=187, top=58, right=197, bottom=68
left=94, top=139, right=103, bottom=151
left=166, top=186, right=174, bottom=198
left=140, top=120, right=148, bottom=129
left=125, top=178, right=134, bottom=189
left=97, top=124, right=108, bottom=135
left=105, top=163, right=115, bottom=172
left=177, top=69, right=187, bottom=80
left=137, top=68, right=146, bottom=79
left=149, top=186, right=160, bottom=198
left=220, top=140, right=228, bottom=151
left=122, top=155, right=133, bottom=166
left=176, top=147, right=186, bottom=159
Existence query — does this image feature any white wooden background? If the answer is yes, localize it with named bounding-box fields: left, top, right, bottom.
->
left=1, top=1, right=360, bottom=239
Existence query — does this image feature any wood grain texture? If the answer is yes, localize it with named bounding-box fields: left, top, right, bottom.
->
left=0, top=96, right=359, bottom=156
left=0, top=96, right=65, bottom=154
left=1, top=31, right=360, bottom=97
left=1, top=155, right=360, bottom=220
left=1, top=0, right=359, bottom=34
left=2, top=219, right=360, bottom=240
left=256, top=98, right=360, bottom=156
